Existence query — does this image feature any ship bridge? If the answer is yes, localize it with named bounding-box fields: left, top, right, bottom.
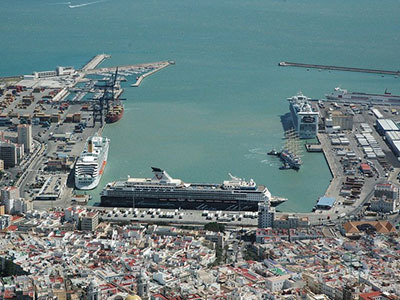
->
left=223, top=174, right=256, bottom=190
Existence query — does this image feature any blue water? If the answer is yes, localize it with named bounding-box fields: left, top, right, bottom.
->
left=1, top=0, right=400, bottom=212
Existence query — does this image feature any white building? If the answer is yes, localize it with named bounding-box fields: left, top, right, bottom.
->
left=56, top=66, right=76, bottom=76
left=80, top=212, right=99, bottom=231
left=17, top=124, right=33, bottom=153
left=86, top=280, right=100, bottom=300
left=273, top=214, right=310, bottom=229
left=153, top=272, right=167, bottom=285
left=370, top=197, right=397, bottom=213
left=1, top=186, right=20, bottom=201
left=258, top=200, right=274, bottom=229
left=4, top=198, right=32, bottom=215
left=265, top=275, right=291, bottom=292
left=0, top=215, right=11, bottom=230
left=370, top=183, right=399, bottom=213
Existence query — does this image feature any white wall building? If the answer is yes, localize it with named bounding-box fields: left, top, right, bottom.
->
left=4, top=198, right=32, bottom=214
left=370, top=197, right=397, bottom=213
left=265, top=275, right=291, bottom=292
left=17, top=124, right=33, bottom=153
left=258, top=200, right=274, bottom=229
left=1, top=186, right=20, bottom=201
left=0, top=215, right=11, bottom=230
left=370, top=183, right=399, bottom=213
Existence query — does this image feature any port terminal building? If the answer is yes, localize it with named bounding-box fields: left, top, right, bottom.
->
left=315, top=197, right=335, bottom=210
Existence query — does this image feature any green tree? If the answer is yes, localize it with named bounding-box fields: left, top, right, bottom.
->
left=204, top=222, right=225, bottom=233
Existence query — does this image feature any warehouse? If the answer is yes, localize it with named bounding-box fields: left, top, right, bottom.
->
left=376, top=119, right=399, bottom=135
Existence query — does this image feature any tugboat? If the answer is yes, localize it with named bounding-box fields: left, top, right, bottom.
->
left=267, top=149, right=280, bottom=156
left=105, top=103, right=124, bottom=123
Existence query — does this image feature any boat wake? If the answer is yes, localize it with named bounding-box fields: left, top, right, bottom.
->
left=69, top=0, right=107, bottom=8
left=261, top=159, right=278, bottom=167
left=49, top=1, right=71, bottom=5
left=248, top=148, right=267, bottom=156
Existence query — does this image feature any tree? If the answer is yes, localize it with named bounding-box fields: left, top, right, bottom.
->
left=204, top=222, right=225, bottom=233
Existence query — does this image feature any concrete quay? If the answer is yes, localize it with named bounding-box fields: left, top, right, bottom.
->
left=131, top=61, right=172, bottom=87
left=84, top=60, right=171, bottom=75
left=279, top=61, right=400, bottom=76
left=80, top=53, right=111, bottom=71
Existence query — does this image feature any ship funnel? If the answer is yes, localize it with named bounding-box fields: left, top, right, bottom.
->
left=88, top=140, right=93, bottom=153
left=151, top=167, right=173, bottom=182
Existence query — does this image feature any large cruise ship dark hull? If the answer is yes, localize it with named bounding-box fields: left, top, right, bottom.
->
left=100, top=196, right=284, bottom=211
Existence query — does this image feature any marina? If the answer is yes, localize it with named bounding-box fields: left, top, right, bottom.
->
left=279, top=61, right=400, bottom=76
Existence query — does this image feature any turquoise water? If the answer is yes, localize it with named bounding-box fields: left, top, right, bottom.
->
left=1, top=0, right=400, bottom=212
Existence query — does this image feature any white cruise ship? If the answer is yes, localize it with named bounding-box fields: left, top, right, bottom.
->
left=100, top=167, right=287, bottom=210
left=287, top=92, right=319, bottom=139
left=75, top=134, right=110, bottom=190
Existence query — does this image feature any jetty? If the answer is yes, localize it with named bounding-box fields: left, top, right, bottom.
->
left=84, top=61, right=170, bottom=74
left=131, top=61, right=172, bottom=87
left=279, top=61, right=400, bottom=76
left=81, top=54, right=111, bottom=71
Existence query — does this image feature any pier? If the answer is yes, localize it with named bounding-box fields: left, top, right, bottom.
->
left=81, top=53, right=111, bottom=71
left=279, top=61, right=400, bottom=76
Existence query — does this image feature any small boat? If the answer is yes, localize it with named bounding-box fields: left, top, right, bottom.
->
left=267, top=149, right=280, bottom=156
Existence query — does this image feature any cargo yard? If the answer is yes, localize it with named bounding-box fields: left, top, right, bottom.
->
left=306, top=91, right=400, bottom=223
left=0, top=54, right=173, bottom=211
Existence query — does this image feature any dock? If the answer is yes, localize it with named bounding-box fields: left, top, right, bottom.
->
left=279, top=61, right=400, bottom=76
left=317, top=133, right=340, bottom=196
left=305, top=143, right=323, bottom=152
left=81, top=54, right=111, bottom=71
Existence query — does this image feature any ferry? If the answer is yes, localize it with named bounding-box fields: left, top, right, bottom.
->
left=287, top=92, right=319, bottom=139
left=75, top=134, right=110, bottom=190
left=100, top=167, right=287, bottom=211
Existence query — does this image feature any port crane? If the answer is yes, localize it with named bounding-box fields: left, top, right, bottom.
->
left=92, top=67, right=121, bottom=127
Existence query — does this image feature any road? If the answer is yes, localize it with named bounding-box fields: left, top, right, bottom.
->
left=17, top=142, right=46, bottom=198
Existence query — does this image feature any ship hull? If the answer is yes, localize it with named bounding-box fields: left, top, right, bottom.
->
left=105, top=107, right=124, bottom=124
left=100, top=196, right=283, bottom=211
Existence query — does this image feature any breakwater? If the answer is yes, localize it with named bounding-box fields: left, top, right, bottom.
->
left=279, top=61, right=400, bottom=76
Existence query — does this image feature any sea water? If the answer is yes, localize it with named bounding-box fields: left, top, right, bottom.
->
left=1, top=0, right=399, bottom=212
